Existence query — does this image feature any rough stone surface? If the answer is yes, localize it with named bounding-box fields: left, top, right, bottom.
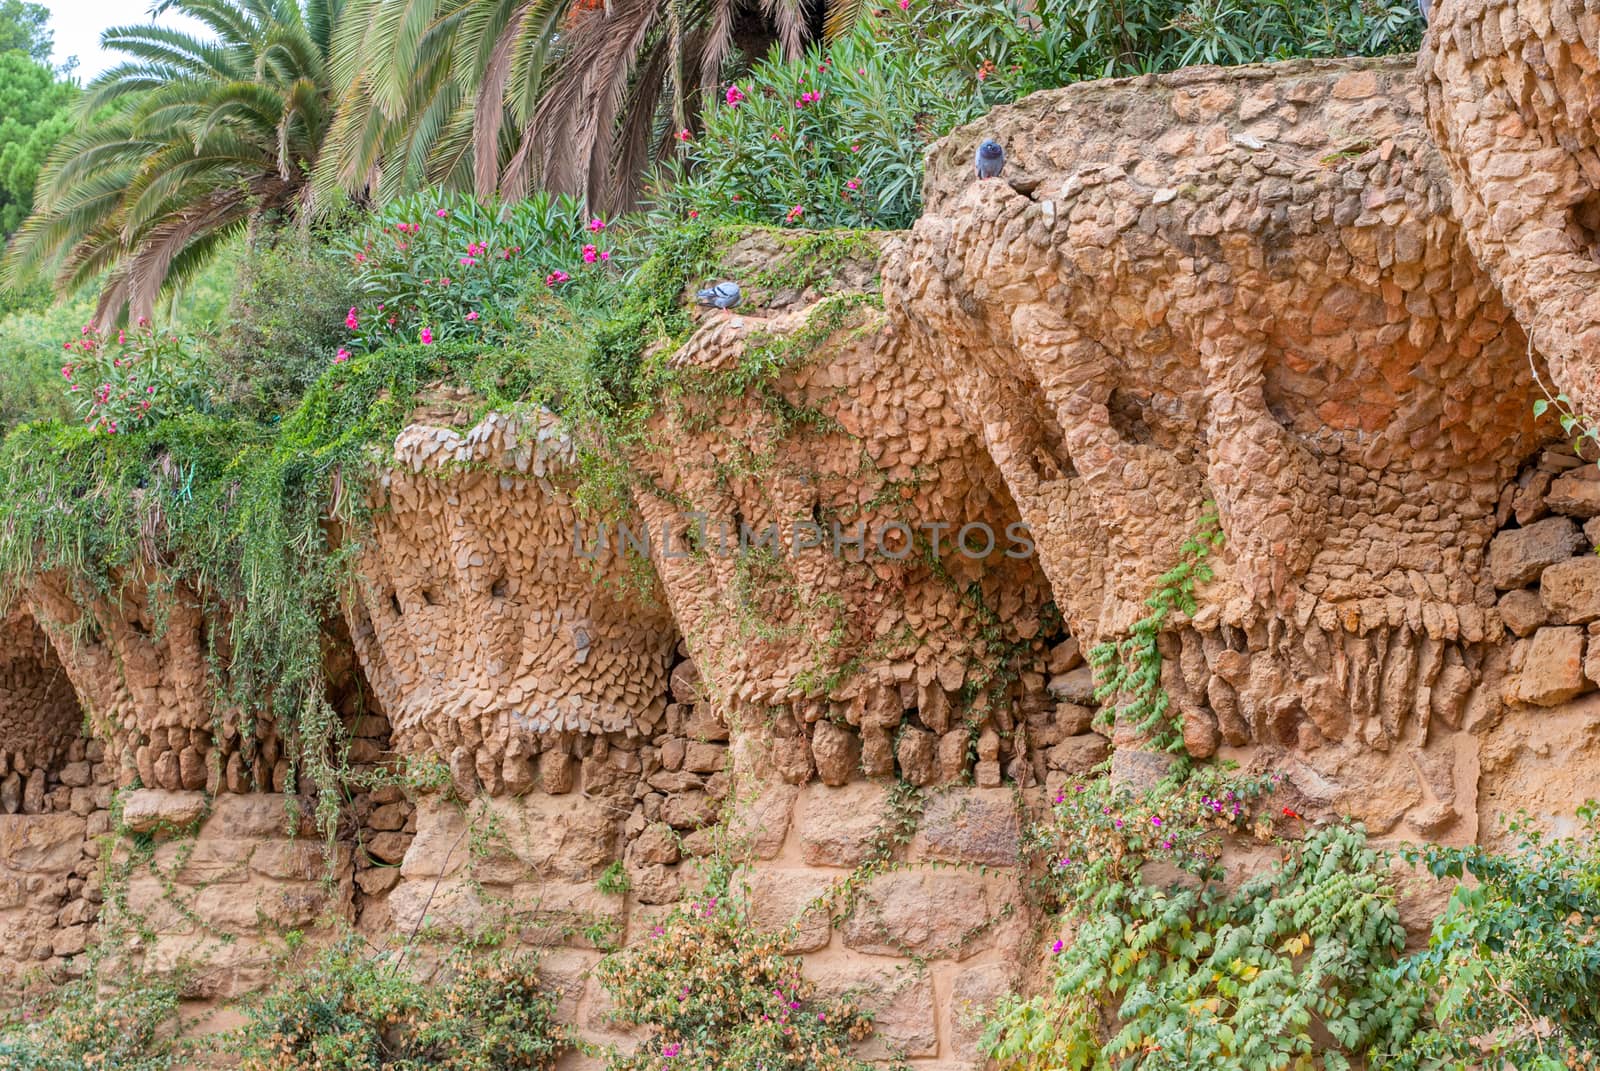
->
left=1487, top=518, right=1582, bottom=589
left=14, top=15, right=1600, bottom=1065
left=1514, top=627, right=1589, bottom=707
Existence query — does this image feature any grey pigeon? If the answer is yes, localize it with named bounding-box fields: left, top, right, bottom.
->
left=975, top=139, right=1005, bottom=180
left=696, top=281, right=741, bottom=309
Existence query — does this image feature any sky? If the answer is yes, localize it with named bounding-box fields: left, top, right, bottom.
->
left=45, top=1, right=210, bottom=80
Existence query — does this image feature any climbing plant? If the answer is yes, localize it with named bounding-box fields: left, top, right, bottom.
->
left=984, top=772, right=1422, bottom=1070
left=1088, top=506, right=1224, bottom=753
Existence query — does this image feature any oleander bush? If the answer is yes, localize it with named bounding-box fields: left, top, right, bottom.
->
left=333, top=190, right=616, bottom=354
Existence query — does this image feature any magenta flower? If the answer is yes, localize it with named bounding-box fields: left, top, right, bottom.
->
left=466, top=311, right=479, bottom=322
left=436, top=208, right=448, bottom=218
left=582, top=243, right=598, bottom=264
left=675, top=128, right=691, bottom=142
left=663, top=1043, right=680, bottom=1058
left=1151, top=816, right=1163, bottom=827
left=334, top=348, right=351, bottom=363
left=725, top=83, right=746, bottom=106
left=345, top=307, right=359, bottom=330
left=420, top=327, right=434, bottom=345
left=589, top=217, right=606, bottom=232
left=1051, top=939, right=1064, bottom=953
left=785, top=204, right=804, bottom=223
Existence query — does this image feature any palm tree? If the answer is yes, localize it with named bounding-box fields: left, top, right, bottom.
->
left=3, top=0, right=341, bottom=325
left=319, top=0, right=812, bottom=214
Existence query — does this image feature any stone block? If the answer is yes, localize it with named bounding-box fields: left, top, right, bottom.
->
left=725, top=783, right=797, bottom=860
left=1540, top=555, right=1600, bottom=623
left=1487, top=516, right=1581, bottom=589
left=120, top=789, right=206, bottom=834
left=744, top=867, right=836, bottom=953
left=796, top=782, right=889, bottom=867
left=948, top=963, right=1017, bottom=1061
left=0, top=814, right=86, bottom=873
left=812, top=721, right=861, bottom=786
left=1047, top=666, right=1098, bottom=705
left=840, top=869, right=998, bottom=959
left=804, top=959, right=936, bottom=1059
left=910, top=788, right=1020, bottom=867
left=1498, top=588, right=1550, bottom=636
left=1047, top=732, right=1111, bottom=774
left=1547, top=471, right=1600, bottom=517
left=203, top=794, right=313, bottom=839
left=1513, top=626, right=1590, bottom=706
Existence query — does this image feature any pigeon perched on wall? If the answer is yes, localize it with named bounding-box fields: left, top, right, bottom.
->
left=975, top=140, right=1005, bottom=180
left=696, top=281, right=742, bottom=309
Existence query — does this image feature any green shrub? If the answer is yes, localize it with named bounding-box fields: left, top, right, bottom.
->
left=596, top=895, right=876, bottom=1070
left=0, top=971, right=185, bottom=1071
left=1382, top=806, right=1600, bottom=1070
left=205, top=229, right=363, bottom=416
left=984, top=772, right=1421, bottom=1070
left=236, top=937, right=567, bottom=1071
left=0, top=291, right=84, bottom=431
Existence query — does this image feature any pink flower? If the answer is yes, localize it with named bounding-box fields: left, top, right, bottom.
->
left=663, top=1043, right=680, bottom=1058
left=898, top=0, right=909, bottom=8
left=1051, top=939, right=1064, bottom=953
left=725, top=83, right=746, bottom=106
left=582, top=244, right=598, bottom=263
left=845, top=178, right=861, bottom=191
left=851, top=143, right=862, bottom=153
left=465, top=311, right=479, bottom=322
left=688, top=209, right=699, bottom=219
left=545, top=270, right=570, bottom=286
left=354, top=252, right=366, bottom=263
left=600, top=250, right=610, bottom=261
left=420, top=327, right=434, bottom=345
left=334, top=348, right=351, bottom=363
left=460, top=256, right=477, bottom=266
left=785, top=204, right=804, bottom=223
left=676, top=128, right=691, bottom=141
left=436, top=208, right=448, bottom=218
left=589, top=217, right=606, bottom=232
left=346, top=307, right=359, bottom=330
left=1151, top=816, right=1163, bottom=827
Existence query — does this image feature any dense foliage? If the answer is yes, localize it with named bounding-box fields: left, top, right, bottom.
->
left=1384, top=807, right=1600, bottom=1070
left=984, top=772, right=1422, bottom=1070
left=2, top=0, right=339, bottom=324
left=597, top=895, right=876, bottom=1071
left=0, top=48, right=74, bottom=239
left=236, top=938, right=567, bottom=1071
left=0, top=970, right=187, bottom=1071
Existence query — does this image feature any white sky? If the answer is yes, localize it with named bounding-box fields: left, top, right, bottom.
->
left=45, top=1, right=210, bottom=80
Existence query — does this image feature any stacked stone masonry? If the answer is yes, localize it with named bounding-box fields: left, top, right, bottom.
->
left=7, top=2, right=1600, bottom=1063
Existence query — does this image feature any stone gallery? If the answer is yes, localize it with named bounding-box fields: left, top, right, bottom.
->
left=1, top=0, right=1599, bottom=1067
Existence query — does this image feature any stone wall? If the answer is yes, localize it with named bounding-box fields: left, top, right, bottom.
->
left=8, top=2, right=1600, bottom=1063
